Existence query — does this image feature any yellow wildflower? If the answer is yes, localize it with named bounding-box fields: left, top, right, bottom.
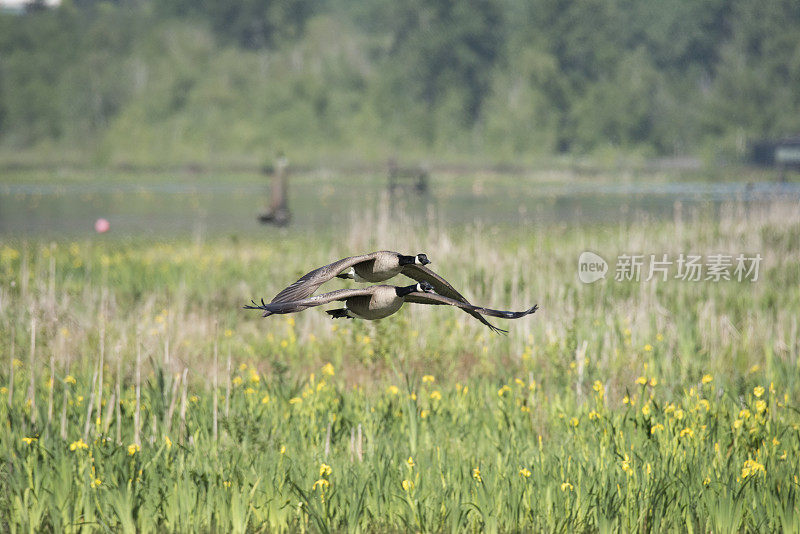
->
left=261, top=394, right=270, bottom=404
left=674, top=409, right=684, bottom=420
left=569, top=417, right=579, bottom=427
left=289, top=397, right=302, bottom=405
left=21, top=437, right=37, bottom=445
left=69, top=439, right=88, bottom=451
left=649, top=377, right=658, bottom=387
left=249, top=370, right=260, bottom=383
left=472, top=467, right=482, bottom=483
left=127, top=443, right=141, bottom=456
left=651, top=423, right=664, bottom=434
left=644, top=344, right=653, bottom=352
left=164, top=435, right=172, bottom=449
left=755, top=400, right=767, bottom=413
left=519, top=467, right=532, bottom=478
left=588, top=410, right=599, bottom=420
left=592, top=380, right=604, bottom=396
left=244, top=387, right=255, bottom=395
left=498, top=385, right=511, bottom=397
left=387, top=385, right=400, bottom=395
left=280, top=445, right=286, bottom=454
left=239, top=363, right=248, bottom=372
left=680, top=428, right=694, bottom=438
left=420, top=409, right=430, bottom=419
left=406, top=456, right=415, bottom=469
left=641, top=404, right=651, bottom=416
left=91, top=478, right=102, bottom=488
left=561, top=482, right=573, bottom=492
left=636, top=376, right=648, bottom=385
left=740, top=458, right=765, bottom=479
left=430, top=390, right=442, bottom=401
left=64, top=375, right=77, bottom=385
left=733, top=419, right=743, bottom=430
left=321, top=363, right=335, bottom=376
left=402, top=479, right=414, bottom=491
left=739, top=409, right=751, bottom=419
left=753, top=386, right=765, bottom=398
left=232, top=376, right=243, bottom=386
left=701, top=374, right=713, bottom=384
left=190, top=395, right=199, bottom=403
left=422, top=375, right=435, bottom=383
left=319, top=463, right=332, bottom=477
left=312, top=479, right=329, bottom=490
left=621, top=454, right=632, bottom=475
left=656, top=333, right=663, bottom=341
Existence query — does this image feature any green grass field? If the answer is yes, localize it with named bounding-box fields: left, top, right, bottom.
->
left=2, top=197, right=800, bottom=531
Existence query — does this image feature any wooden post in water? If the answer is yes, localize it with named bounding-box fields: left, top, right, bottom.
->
left=258, top=153, right=291, bottom=226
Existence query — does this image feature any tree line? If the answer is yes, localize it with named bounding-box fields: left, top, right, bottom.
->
left=1, top=0, right=798, bottom=164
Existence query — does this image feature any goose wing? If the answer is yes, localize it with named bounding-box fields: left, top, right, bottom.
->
left=404, top=292, right=538, bottom=332
left=271, top=252, right=385, bottom=303
left=401, top=264, right=506, bottom=333
left=248, top=288, right=377, bottom=316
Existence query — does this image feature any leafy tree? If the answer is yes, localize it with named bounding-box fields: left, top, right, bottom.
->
left=382, top=0, right=504, bottom=127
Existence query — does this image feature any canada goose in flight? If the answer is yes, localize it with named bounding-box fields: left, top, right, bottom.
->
left=270, top=251, right=508, bottom=333
left=244, top=282, right=538, bottom=328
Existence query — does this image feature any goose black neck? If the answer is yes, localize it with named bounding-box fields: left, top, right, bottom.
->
left=395, top=284, right=418, bottom=297
left=398, top=254, right=416, bottom=266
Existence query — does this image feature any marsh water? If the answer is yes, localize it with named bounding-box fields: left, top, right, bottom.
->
left=2, top=170, right=799, bottom=238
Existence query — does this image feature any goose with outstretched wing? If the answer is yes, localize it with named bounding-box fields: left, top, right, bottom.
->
left=245, top=282, right=538, bottom=330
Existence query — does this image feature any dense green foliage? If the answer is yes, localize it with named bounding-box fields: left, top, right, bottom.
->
left=2, top=193, right=800, bottom=530
left=1, top=0, right=799, bottom=164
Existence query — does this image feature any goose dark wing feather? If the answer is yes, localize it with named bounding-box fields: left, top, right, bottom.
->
left=401, top=264, right=470, bottom=301
left=270, top=253, right=381, bottom=303
left=404, top=292, right=537, bottom=327
left=402, top=265, right=507, bottom=333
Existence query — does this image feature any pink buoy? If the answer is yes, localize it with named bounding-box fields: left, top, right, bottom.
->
left=94, top=218, right=110, bottom=233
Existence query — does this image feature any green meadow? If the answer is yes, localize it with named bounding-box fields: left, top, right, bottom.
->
left=2, top=193, right=800, bottom=532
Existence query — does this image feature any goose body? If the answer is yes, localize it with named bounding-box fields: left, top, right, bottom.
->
left=270, top=251, right=429, bottom=303
left=341, top=285, right=407, bottom=319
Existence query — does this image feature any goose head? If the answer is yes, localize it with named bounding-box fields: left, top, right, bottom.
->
left=416, top=253, right=431, bottom=265
left=416, top=281, right=434, bottom=293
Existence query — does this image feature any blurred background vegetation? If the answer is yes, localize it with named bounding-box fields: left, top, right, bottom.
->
left=1, top=0, right=799, bottom=167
